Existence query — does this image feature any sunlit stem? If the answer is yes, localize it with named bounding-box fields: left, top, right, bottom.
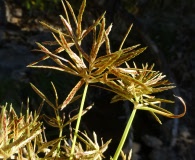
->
left=57, top=126, right=63, bottom=157
left=113, top=103, right=138, bottom=160
left=70, top=83, right=89, bottom=159
left=56, top=110, right=63, bottom=157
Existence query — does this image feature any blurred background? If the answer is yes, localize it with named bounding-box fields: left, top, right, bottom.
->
left=0, top=0, right=194, bottom=159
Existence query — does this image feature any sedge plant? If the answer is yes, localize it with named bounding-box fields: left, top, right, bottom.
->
left=0, top=100, right=43, bottom=159
left=29, top=82, right=110, bottom=159
left=27, top=0, right=186, bottom=159
left=0, top=99, right=110, bottom=159
left=99, top=63, right=186, bottom=159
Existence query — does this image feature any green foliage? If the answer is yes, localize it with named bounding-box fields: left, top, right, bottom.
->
left=0, top=0, right=186, bottom=159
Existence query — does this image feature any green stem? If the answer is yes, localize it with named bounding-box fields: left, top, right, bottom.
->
left=56, top=126, right=63, bottom=157
left=70, top=83, right=89, bottom=159
left=113, top=106, right=137, bottom=160
left=56, top=110, right=63, bottom=157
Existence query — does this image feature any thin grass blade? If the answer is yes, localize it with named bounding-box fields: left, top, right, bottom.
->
left=30, top=83, right=56, bottom=109
left=36, top=137, right=63, bottom=154
left=81, top=12, right=106, bottom=39
left=64, top=105, right=92, bottom=127
left=43, top=115, right=59, bottom=128
left=90, top=18, right=105, bottom=63
left=119, top=24, right=133, bottom=50
left=77, top=0, right=86, bottom=38
left=64, top=0, right=78, bottom=26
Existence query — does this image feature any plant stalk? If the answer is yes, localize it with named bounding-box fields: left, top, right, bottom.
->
left=55, top=109, right=63, bottom=157
left=70, top=83, right=89, bottom=159
left=113, top=106, right=137, bottom=160
left=57, top=125, right=63, bottom=157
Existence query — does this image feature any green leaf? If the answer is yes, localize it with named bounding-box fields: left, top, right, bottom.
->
left=30, top=83, right=56, bottom=109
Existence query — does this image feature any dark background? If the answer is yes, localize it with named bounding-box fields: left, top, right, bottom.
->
left=0, top=0, right=194, bottom=159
